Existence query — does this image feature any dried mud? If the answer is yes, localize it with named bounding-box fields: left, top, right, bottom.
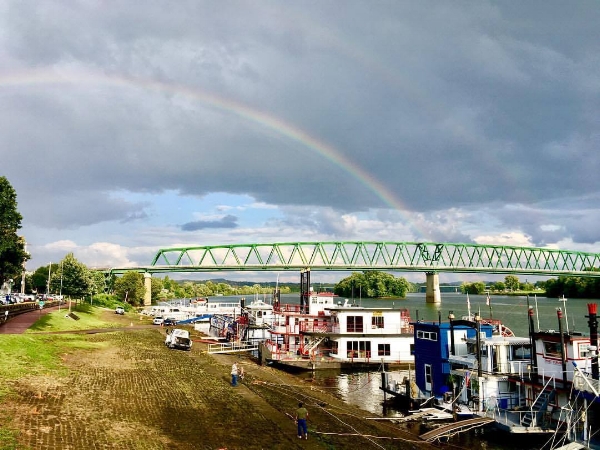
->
left=2, top=312, right=434, bottom=450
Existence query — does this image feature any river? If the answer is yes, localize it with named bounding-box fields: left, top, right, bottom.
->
left=205, top=292, right=599, bottom=449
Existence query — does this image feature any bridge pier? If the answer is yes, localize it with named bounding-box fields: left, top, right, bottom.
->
left=425, top=272, right=441, bottom=304
left=143, top=273, right=152, bottom=306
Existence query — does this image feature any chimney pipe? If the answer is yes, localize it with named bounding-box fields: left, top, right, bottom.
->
left=587, top=303, right=599, bottom=380
left=557, top=308, right=568, bottom=388
left=528, top=306, right=537, bottom=380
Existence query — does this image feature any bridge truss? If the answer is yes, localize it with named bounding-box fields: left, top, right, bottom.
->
left=109, top=242, right=600, bottom=277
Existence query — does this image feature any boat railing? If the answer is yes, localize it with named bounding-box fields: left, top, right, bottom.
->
left=276, top=304, right=303, bottom=313
left=485, top=405, right=531, bottom=428
left=573, top=368, right=600, bottom=396
left=300, top=320, right=335, bottom=333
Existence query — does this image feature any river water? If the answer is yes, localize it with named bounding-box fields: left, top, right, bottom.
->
left=208, top=292, right=600, bottom=449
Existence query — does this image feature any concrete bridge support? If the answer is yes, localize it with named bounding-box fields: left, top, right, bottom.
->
left=144, top=273, right=152, bottom=306
left=425, top=272, right=441, bottom=304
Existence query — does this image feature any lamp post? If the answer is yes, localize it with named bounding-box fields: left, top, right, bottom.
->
left=47, top=262, right=52, bottom=296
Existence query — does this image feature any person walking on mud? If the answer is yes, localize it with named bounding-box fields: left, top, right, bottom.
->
left=295, top=402, right=308, bottom=439
left=231, top=362, right=238, bottom=387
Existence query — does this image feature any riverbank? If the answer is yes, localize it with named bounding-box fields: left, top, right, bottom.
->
left=0, top=307, right=434, bottom=449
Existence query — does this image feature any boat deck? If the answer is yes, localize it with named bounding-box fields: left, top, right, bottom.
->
left=483, top=408, right=558, bottom=434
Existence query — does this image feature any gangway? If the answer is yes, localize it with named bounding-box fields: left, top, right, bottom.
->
left=208, top=341, right=259, bottom=354
left=419, top=417, right=495, bottom=442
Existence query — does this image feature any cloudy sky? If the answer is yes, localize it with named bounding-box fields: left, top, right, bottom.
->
left=2, top=1, right=600, bottom=283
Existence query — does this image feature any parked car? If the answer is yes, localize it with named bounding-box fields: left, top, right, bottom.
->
left=165, top=329, right=192, bottom=350
left=163, top=318, right=178, bottom=326
left=153, top=316, right=164, bottom=325
left=115, top=306, right=125, bottom=315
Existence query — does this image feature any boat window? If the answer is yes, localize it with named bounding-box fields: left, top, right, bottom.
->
left=417, top=330, right=437, bottom=341
left=543, top=341, right=562, bottom=358
left=347, top=316, right=364, bottom=332
left=346, top=340, right=371, bottom=358
left=378, top=343, right=390, bottom=356
left=579, top=343, right=591, bottom=358
left=372, top=316, right=384, bottom=329
left=511, top=344, right=531, bottom=360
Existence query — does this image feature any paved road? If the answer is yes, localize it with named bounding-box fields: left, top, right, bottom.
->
left=0, top=305, right=60, bottom=334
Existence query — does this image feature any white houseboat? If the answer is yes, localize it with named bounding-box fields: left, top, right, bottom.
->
left=260, top=290, right=414, bottom=371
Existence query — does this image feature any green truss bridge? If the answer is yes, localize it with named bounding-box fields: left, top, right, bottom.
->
left=110, top=241, right=600, bottom=278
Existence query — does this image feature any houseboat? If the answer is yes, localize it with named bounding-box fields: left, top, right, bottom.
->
left=208, top=298, right=279, bottom=342
left=406, top=303, right=600, bottom=447
left=260, top=289, right=415, bottom=371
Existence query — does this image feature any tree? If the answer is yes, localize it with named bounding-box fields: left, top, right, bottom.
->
left=504, top=275, right=520, bottom=291
left=460, top=281, right=486, bottom=294
left=31, top=265, right=52, bottom=293
left=53, top=253, right=93, bottom=297
left=151, top=277, right=163, bottom=302
left=334, top=271, right=411, bottom=298
left=0, top=177, right=29, bottom=286
left=491, top=281, right=505, bottom=292
left=114, top=272, right=145, bottom=306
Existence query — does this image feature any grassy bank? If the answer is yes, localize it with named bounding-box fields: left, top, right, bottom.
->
left=0, top=305, right=119, bottom=449
left=0, top=306, right=432, bottom=449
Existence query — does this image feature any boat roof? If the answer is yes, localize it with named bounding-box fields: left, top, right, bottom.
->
left=465, top=335, right=531, bottom=346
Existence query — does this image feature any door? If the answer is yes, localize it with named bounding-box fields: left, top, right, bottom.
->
left=425, top=364, right=432, bottom=394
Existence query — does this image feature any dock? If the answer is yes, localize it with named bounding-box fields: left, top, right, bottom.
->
left=419, top=417, right=495, bottom=442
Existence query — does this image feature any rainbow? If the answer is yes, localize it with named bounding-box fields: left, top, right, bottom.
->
left=0, top=68, right=426, bottom=237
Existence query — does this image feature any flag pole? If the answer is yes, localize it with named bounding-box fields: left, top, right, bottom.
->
left=467, top=293, right=472, bottom=320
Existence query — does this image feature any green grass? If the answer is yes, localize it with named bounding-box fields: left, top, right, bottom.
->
left=0, top=304, right=126, bottom=449
left=0, top=304, right=116, bottom=393
left=26, top=303, right=120, bottom=333
left=0, top=426, right=21, bottom=450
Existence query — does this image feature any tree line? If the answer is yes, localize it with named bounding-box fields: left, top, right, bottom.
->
left=460, top=275, right=543, bottom=295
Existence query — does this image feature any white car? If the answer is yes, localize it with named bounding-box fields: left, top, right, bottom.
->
left=115, top=306, right=125, bottom=315
left=153, top=316, right=164, bottom=325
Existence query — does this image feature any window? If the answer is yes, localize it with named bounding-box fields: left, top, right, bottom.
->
left=417, top=330, right=438, bottom=341
left=378, top=343, right=390, bottom=356
left=543, top=341, right=562, bottom=358
left=512, top=344, right=531, bottom=360
left=347, top=316, right=364, bottom=332
left=372, top=316, right=384, bottom=329
left=347, top=341, right=371, bottom=358
left=579, top=343, right=591, bottom=358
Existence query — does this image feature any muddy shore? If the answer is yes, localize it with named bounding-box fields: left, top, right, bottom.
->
left=2, top=310, right=436, bottom=449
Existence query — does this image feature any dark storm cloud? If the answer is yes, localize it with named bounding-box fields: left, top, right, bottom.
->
left=181, top=215, right=238, bottom=231
left=1, top=0, right=599, bottom=268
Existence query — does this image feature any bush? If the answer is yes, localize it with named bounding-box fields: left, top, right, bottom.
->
left=90, top=293, right=130, bottom=311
